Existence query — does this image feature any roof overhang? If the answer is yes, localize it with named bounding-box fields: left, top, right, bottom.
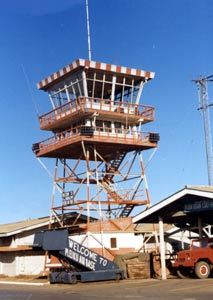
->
left=0, top=219, right=50, bottom=238
left=133, top=186, right=213, bottom=227
left=0, top=212, right=97, bottom=237
left=37, top=58, right=155, bottom=91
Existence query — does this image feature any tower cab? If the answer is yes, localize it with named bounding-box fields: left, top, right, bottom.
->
left=33, top=59, right=159, bottom=160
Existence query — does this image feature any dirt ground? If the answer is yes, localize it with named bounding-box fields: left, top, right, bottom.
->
left=0, top=274, right=48, bottom=283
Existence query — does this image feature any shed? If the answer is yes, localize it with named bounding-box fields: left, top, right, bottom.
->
left=133, top=185, right=213, bottom=279
left=0, top=212, right=93, bottom=276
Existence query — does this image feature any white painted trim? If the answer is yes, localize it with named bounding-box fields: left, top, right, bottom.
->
left=132, top=187, right=213, bottom=223
left=0, top=281, right=45, bottom=286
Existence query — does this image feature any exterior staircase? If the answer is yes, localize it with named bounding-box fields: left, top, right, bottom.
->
left=118, top=204, right=135, bottom=218
left=103, top=151, right=126, bottom=182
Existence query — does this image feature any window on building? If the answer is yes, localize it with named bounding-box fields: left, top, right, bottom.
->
left=110, top=237, right=117, bottom=249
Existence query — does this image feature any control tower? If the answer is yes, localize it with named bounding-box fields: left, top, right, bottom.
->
left=33, top=58, right=159, bottom=228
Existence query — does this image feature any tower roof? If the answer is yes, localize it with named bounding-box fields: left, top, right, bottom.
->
left=37, top=58, right=155, bottom=91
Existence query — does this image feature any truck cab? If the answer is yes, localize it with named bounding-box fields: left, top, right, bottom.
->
left=173, top=238, right=213, bottom=279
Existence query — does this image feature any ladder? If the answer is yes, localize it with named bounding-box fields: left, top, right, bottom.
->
left=100, top=151, right=126, bottom=204
left=103, top=151, right=126, bottom=182
left=118, top=204, right=135, bottom=218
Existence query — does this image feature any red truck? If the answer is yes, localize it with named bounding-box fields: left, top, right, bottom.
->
left=173, top=238, right=213, bottom=279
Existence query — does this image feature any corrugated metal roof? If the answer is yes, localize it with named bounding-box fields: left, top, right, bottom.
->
left=135, top=223, right=173, bottom=232
left=0, top=217, right=49, bottom=236
left=0, top=212, right=95, bottom=237
left=186, top=185, right=213, bottom=192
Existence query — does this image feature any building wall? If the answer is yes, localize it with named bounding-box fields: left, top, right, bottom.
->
left=0, top=225, right=48, bottom=276
left=16, top=252, right=45, bottom=275
left=0, top=253, right=16, bottom=276
left=71, top=232, right=144, bottom=254
left=15, top=233, right=35, bottom=247
left=0, top=224, right=197, bottom=277
left=0, top=252, right=45, bottom=276
left=15, top=226, right=48, bottom=247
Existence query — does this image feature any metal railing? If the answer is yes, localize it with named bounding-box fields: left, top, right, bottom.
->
left=33, top=125, right=157, bottom=155
left=39, top=97, right=155, bottom=128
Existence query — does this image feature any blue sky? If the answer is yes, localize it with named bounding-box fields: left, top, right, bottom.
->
left=0, top=0, right=212, bottom=224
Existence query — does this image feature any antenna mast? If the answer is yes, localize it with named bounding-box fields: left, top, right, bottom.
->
left=193, top=75, right=213, bottom=185
left=86, top=0, right=92, bottom=60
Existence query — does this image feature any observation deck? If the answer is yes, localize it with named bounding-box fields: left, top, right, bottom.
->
left=39, top=97, right=154, bottom=131
left=33, top=125, right=159, bottom=160
left=33, top=58, right=159, bottom=160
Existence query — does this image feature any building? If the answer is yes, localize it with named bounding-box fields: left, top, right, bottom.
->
left=0, top=217, right=48, bottom=276
left=133, top=185, right=213, bottom=279
left=0, top=213, right=95, bottom=276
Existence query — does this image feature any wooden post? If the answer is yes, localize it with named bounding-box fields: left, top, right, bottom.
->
left=159, top=217, right=167, bottom=280
left=198, top=217, right=203, bottom=239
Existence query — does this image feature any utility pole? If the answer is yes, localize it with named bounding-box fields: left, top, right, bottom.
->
left=193, top=75, right=213, bottom=186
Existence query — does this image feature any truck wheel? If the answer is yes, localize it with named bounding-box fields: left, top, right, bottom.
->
left=71, top=275, right=77, bottom=284
left=177, top=267, right=190, bottom=279
left=115, top=273, right=121, bottom=281
left=195, top=261, right=210, bottom=279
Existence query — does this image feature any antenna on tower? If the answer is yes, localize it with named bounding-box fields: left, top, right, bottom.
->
left=193, top=75, right=213, bottom=185
left=85, top=0, right=92, bottom=60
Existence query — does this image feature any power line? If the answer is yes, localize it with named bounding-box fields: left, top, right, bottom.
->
left=21, top=64, right=39, bottom=117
